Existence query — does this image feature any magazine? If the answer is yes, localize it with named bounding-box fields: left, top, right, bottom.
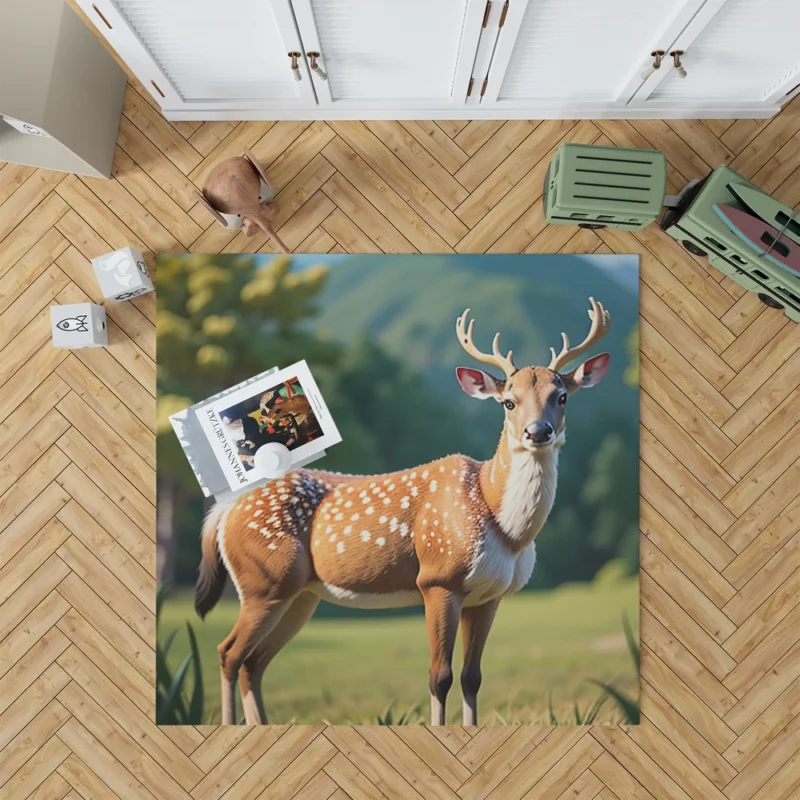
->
left=194, top=360, right=341, bottom=491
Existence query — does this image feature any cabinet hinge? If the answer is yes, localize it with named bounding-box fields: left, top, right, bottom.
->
left=498, top=0, right=509, bottom=27
left=467, top=78, right=474, bottom=97
left=480, top=77, right=488, bottom=97
left=482, top=1, right=492, bottom=27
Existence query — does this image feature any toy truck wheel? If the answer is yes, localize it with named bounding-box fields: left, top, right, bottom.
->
left=578, top=223, right=606, bottom=230
left=682, top=240, right=707, bottom=257
left=758, top=293, right=784, bottom=310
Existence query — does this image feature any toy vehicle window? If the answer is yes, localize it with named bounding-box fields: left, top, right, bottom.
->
left=777, top=287, right=800, bottom=306
left=761, top=233, right=790, bottom=258
left=776, top=212, right=800, bottom=238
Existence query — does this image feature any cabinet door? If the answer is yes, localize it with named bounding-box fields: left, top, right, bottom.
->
left=290, top=0, right=487, bottom=109
left=77, top=0, right=316, bottom=112
left=479, top=0, right=706, bottom=109
left=634, top=0, right=800, bottom=106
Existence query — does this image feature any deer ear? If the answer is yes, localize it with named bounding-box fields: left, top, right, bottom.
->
left=456, top=367, right=503, bottom=400
left=562, top=353, right=610, bottom=394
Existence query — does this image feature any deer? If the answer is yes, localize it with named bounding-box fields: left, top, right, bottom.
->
left=194, top=298, right=611, bottom=726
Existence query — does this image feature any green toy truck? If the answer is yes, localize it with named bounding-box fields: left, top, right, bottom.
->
left=543, top=143, right=800, bottom=323
left=660, top=165, right=800, bottom=323
left=544, top=143, right=667, bottom=231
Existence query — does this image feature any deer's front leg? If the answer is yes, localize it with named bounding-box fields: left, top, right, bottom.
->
left=460, top=599, right=501, bottom=726
left=420, top=585, right=463, bottom=726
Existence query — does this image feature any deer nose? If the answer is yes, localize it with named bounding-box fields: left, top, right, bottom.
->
left=526, top=420, right=554, bottom=444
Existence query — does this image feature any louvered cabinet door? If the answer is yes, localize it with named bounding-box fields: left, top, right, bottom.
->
left=289, top=0, right=487, bottom=109
left=76, top=0, right=316, bottom=113
left=479, top=0, right=708, bottom=110
left=633, top=0, right=800, bottom=108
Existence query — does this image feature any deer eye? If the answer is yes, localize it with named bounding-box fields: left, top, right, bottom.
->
left=558, top=393, right=568, bottom=406
left=504, top=400, right=516, bottom=411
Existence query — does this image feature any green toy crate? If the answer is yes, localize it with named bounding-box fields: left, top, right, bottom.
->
left=544, top=143, right=667, bottom=231
left=661, top=164, right=800, bottom=323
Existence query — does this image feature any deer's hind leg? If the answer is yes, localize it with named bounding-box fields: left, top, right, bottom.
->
left=218, top=598, right=293, bottom=724
left=238, top=591, right=320, bottom=724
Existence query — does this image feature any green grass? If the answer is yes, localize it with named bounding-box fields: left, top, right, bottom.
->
left=159, top=577, right=639, bottom=725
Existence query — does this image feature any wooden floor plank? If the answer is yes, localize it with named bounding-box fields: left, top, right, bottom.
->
left=400, top=121, right=469, bottom=175
left=640, top=679, right=736, bottom=789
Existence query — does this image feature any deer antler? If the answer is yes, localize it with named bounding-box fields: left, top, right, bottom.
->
left=548, top=297, right=611, bottom=373
left=456, top=309, right=517, bottom=378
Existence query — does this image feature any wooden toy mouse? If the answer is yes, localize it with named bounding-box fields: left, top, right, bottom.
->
left=197, top=149, right=289, bottom=253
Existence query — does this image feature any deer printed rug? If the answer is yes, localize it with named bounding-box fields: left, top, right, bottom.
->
left=156, top=253, right=640, bottom=726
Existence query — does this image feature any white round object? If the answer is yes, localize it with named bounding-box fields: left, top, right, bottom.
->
left=254, top=442, right=292, bottom=478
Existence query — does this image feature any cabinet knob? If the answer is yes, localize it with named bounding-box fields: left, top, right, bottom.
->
left=288, top=52, right=302, bottom=81
left=670, top=50, right=687, bottom=79
left=307, top=52, right=328, bottom=81
left=640, top=51, right=665, bottom=81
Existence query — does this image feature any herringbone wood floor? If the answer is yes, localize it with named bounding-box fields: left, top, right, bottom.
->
left=3, top=57, right=800, bottom=798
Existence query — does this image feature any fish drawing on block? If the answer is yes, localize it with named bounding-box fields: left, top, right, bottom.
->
left=56, top=315, right=89, bottom=332
left=100, top=250, right=135, bottom=287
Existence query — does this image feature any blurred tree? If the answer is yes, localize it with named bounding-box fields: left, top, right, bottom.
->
left=624, top=324, right=639, bottom=387
left=531, top=415, right=638, bottom=588
left=318, top=335, right=477, bottom=476
left=156, top=254, right=337, bottom=584
left=581, top=432, right=639, bottom=575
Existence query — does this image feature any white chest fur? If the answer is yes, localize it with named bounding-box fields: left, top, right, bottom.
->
left=496, top=448, right=558, bottom=542
left=462, top=448, right=556, bottom=606
left=463, top=529, right=536, bottom=607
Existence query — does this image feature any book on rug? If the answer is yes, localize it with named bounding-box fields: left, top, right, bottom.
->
left=170, top=360, right=340, bottom=497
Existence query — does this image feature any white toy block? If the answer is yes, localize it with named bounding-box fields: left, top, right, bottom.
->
left=91, top=246, right=154, bottom=302
left=51, top=303, right=107, bottom=349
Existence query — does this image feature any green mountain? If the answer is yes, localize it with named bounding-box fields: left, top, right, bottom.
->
left=307, top=253, right=638, bottom=416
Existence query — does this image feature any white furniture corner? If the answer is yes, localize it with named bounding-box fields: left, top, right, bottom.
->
left=0, top=0, right=127, bottom=178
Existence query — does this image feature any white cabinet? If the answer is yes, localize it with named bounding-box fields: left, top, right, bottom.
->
left=76, top=0, right=800, bottom=120
left=478, top=0, right=707, bottom=106
left=290, top=0, right=486, bottom=109
left=633, top=0, right=800, bottom=107
left=83, top=0, right=317, bottom=111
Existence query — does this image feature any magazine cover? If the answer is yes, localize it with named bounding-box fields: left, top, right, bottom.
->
left=156, top=253, right=640, bottom=727
left=195, top=360, right=340, bottom=490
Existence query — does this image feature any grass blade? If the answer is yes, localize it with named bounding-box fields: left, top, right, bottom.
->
left=156, top=629, right=179, bottom=695
left=156, top=583, right=170, bottom=620
left=622, top=612, right=640, bottom=673
left=159, top=654, right=192, bottom=725
left=186, top=621, right=204, bottom=724
left=548, top=693, right=559, bottom=725
left=590, top=680, right=639, bottom=724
